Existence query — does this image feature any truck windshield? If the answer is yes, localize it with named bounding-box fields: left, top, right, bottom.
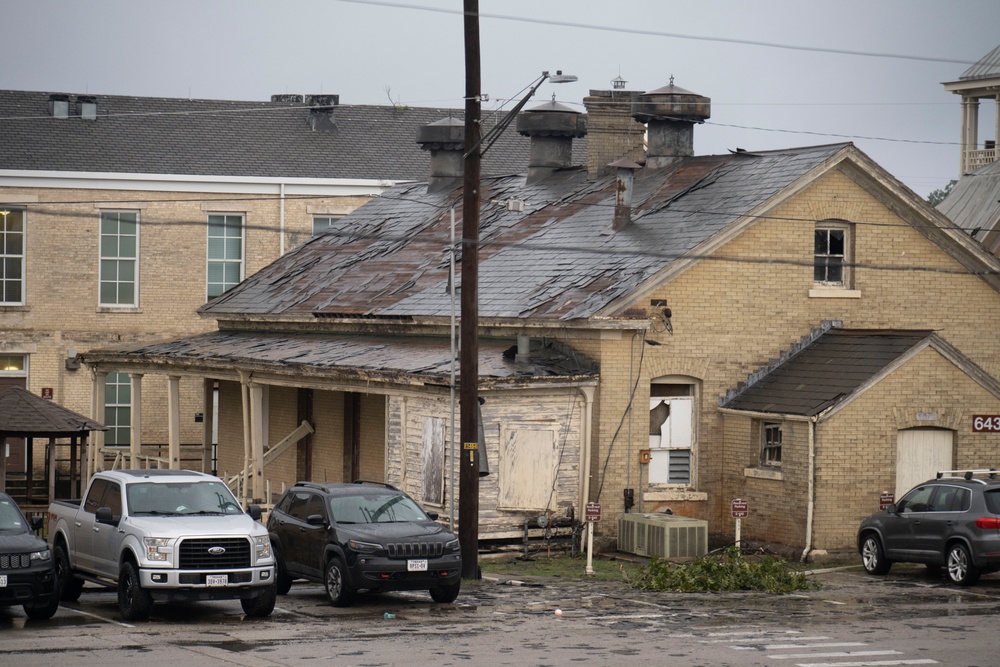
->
left=126, top=481, right=243, bottom=516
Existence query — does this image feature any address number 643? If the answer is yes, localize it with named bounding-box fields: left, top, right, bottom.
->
left=972, top=415, right=1000, bottom=432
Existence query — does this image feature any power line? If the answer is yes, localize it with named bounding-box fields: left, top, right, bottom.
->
left=334, top=0, right=981, bottom=66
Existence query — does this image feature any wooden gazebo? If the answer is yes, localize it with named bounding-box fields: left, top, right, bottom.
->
left=0, top=387, right=106, bottom=505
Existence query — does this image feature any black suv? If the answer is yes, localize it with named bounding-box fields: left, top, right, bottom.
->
left=268, top=481, right=461, bottom=606
left=858, top=471, right=1000, bottom=585
left=0, top=493, right=59, bottom=619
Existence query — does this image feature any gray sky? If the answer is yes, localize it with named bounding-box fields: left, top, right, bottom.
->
left=4, top=0, right=999, bottom=198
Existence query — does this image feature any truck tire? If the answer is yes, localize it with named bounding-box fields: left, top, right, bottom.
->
left=324, top=558, right=354, bottom=607
left=240, top=583, right=276, bottom=617
left=118, top=561, right=153, bottom=621
left=55, top=543, right=84, bottom=602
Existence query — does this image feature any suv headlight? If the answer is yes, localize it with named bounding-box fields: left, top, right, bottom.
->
left=30, top=548, right=51, bottom=561
left=444, top=539, right=460, bottom=552
left=348, top=539, right=382, bottom=554
left=253, top=535, right=272, bottom=560
left=143, top=537, right=171, bottom=561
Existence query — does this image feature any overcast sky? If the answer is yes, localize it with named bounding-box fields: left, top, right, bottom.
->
left=4, top=0, right=1000, bottom=197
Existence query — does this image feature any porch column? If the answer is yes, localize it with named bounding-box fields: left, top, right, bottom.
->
left=202, top=379, right=215, bottom=473
left=47, top=436, right=56, bottom=502
left=167, top=375, right=181, bottom=469
left=249, top=382, right=266, bottom=502
left=129, top=373, right=143, bottom=469
left=90, top=370, right=107, bottom=477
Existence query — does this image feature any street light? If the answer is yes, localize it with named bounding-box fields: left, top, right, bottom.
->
left=460, top=0, right=576, bottom=579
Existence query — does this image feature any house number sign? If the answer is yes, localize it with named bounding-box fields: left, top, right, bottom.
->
left=972, top=415, right=1000, bottom=432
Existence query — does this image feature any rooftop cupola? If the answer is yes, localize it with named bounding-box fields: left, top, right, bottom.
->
left=631, top=78, right=711, bottom=168
left=515, top=97, right=587, bottom=184
left=415, top=117, right=465, bottom=193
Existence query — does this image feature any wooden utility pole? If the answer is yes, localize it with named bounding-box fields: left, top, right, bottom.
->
left=459, top=0, right=482, bottom=580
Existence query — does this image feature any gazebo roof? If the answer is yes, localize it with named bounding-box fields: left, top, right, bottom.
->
left=0, top=387, right=106, bottom=438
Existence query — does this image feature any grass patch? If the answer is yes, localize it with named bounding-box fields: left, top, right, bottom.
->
left=482, top=553, right=639, bottom=582
left=629, top=546, right=820, bottom=593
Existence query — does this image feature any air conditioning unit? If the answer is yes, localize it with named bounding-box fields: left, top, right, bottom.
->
left=617, top=513, right=708, bottom=558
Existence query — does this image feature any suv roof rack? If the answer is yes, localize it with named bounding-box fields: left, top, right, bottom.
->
left=936, top=469, right=999, bottom=482
left=352, top=480, right=399, bottom=490
left=293, top=481, right=330, bottom=490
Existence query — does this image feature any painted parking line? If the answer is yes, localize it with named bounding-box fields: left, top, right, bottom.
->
left=795, top=660, right=937, bottom=667
left=769, top=651, right=902, bottom=660
left=59, top=605, right=135, bottom=628
left=733, top=643, right=868, bottom=651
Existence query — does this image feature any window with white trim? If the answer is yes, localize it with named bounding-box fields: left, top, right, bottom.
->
left=312, top=215, right=341, bottom=236
left=760, top=422, right=782, bottom=467
left=105, top=372, right=130, bottom=447
left=0, top=208, right=25, bottom=305
left=649, top=384, right=695, bottom=485
left=207, top=214, right=244, bottom=298
left=99, top=211, right=138, bottom=306
left=814, top=222, right=851, bottom=287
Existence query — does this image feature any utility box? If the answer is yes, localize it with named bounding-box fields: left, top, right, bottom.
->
left=617, top=513, right=708, bottom=558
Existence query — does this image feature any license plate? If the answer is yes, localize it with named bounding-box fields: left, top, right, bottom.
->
left=0, top=575, right=6, bottom=587
left=206, top=574, right=229, bottom=586
left=407, top=559, right=428, bottom=572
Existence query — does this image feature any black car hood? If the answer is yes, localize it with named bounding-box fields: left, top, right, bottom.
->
left=0, top=530, right=48, bottom=553
left=343, top=521, right=452, bottom=541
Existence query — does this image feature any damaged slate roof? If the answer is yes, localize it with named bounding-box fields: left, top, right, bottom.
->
left=720, top=329, right=934, bottom=417
left=937, top=159, right=1000, bottom=255
left=0, top=89, right=567, bottom=180
left=201, top=142, right=850, bottom=320
left=81, top=331, right=598, bottom=385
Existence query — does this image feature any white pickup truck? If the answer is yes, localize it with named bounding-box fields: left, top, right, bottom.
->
left=47, top=469, right=276, bottom=621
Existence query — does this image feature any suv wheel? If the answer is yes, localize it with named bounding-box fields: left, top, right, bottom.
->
left=55, top=543, right=84, bottom=602
left=276, top=561, right=293, bottom=596
left=241, top=583, right=276, bottom=617
left=429, top=582, right=460, bottom=603
left=946, top=543, right=980, bottom=586
left=23, top=594, right=60, bottom=620
left=118, top=561, right=153, bottom=621
left=324, top=558, right=355, bottom=607
left=860, top=534, right=891, bottom=575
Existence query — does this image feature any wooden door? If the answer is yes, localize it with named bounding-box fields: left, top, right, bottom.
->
left=895, top=428, right=954, bottom=497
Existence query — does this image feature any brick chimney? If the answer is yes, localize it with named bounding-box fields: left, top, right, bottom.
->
left=515, top=98, right=587, bottom=184
left=610, top=157, right=642, bottom=231
left=582, top=88, right=645, bottom=180
left=631, top=81, right=710, bottom=168
left=415, top=117, right=465, bottom=193
left=306, top=94, right=339, bottom=132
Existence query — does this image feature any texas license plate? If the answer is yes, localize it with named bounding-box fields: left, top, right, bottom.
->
left=407, top=559, right=428, bottom=572
left=206, top=574, right=229, bottom=586
left=0, top=575, right=6, bottom=587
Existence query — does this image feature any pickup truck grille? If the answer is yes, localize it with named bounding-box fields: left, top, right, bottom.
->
left=0, top=553, right=30, bottom=570
left=178, top=538, right=251, bottom=570
left=385, top=542, right=444, bottom=559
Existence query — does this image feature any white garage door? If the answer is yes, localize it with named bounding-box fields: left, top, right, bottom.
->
left=895, top=428, right=954, bottom=497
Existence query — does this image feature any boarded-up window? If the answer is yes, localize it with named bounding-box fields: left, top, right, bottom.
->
left=649, top=396, right=693, bottom=484
left=498, top=426, right=558, bottom=511
left=422, top=417, right=445, bottom=505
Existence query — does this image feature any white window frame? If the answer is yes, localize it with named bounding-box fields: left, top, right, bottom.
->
left=207, top=214, right=244, bottom=298
left=99, top=210, right=139, bottom=307
left=0, top=208, right=25, bottom=306
left=312, top=215, right=341, bottom=236
left=649, top=396, right=693, bottom=485
left=104, top=372, right=131, bottom=448
left=813, top=221, right=851, bottom=288
left=760, top=422, right=782, bottom=468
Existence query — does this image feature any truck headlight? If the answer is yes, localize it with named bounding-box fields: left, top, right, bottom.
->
left=143, top=537, right=171, bottom=561
left=30, top=548, right=51, bottom=561
left=253, top=535, right=272, bottom=560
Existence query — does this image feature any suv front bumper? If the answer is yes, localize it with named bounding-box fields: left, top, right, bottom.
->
left=350, top=553, right=461, bottom=592
left=0, top=562, right=58, bottom=607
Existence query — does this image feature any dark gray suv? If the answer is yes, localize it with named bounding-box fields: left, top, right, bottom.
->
left=857, top=471, right=1000, bottom=585
left=267, top=481, right=462, bottom=606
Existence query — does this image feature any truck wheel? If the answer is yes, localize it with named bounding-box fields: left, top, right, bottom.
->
left=241, top=583, right=276, bottom=617
left=118, top=561, right=153, bottom=621
left=429, top=582, right=461, bottom=603
left=23, top=594, right=60, bottom=620
left=324, top=558, right=354, bottom=607
left=55, top=543, right=84, bottom=602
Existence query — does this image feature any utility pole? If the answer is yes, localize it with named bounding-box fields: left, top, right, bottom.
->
left=459, top=0, right=482, bottom=580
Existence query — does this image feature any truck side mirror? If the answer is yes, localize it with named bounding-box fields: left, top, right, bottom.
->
left=95, top=507, right=119, bottom=526
left=248, top=504, right=263, bottom=521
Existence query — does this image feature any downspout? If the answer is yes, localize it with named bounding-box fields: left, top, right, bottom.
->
left=800, top=416, right=817, bottom=563
left=578, top=386, right=595, bottom=550
left=279, top=183, right=286, bottom=256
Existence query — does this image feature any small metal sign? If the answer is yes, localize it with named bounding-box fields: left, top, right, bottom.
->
left=585, top=502, right=602, bottom=523
left=879, top=492, right=895, bottom=511
left=41, top=388, right=53, bottom=400
left=731, top=499, right=749, bottom=518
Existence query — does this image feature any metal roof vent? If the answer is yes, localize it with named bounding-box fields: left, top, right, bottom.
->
left=76, top=96, right=97, bottom=121
left=48, top=93, right=70, bottom=119
left=306, top=94, right=338, bottom=131
left=632, top=78, right=711, bottom=168
left=416, top=117, right=465, bottom=193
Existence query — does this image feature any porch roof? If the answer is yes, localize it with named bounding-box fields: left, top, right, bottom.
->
left=80, top=330, right=598, bottom=387
left=0, top=387, right=106, bottom=438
